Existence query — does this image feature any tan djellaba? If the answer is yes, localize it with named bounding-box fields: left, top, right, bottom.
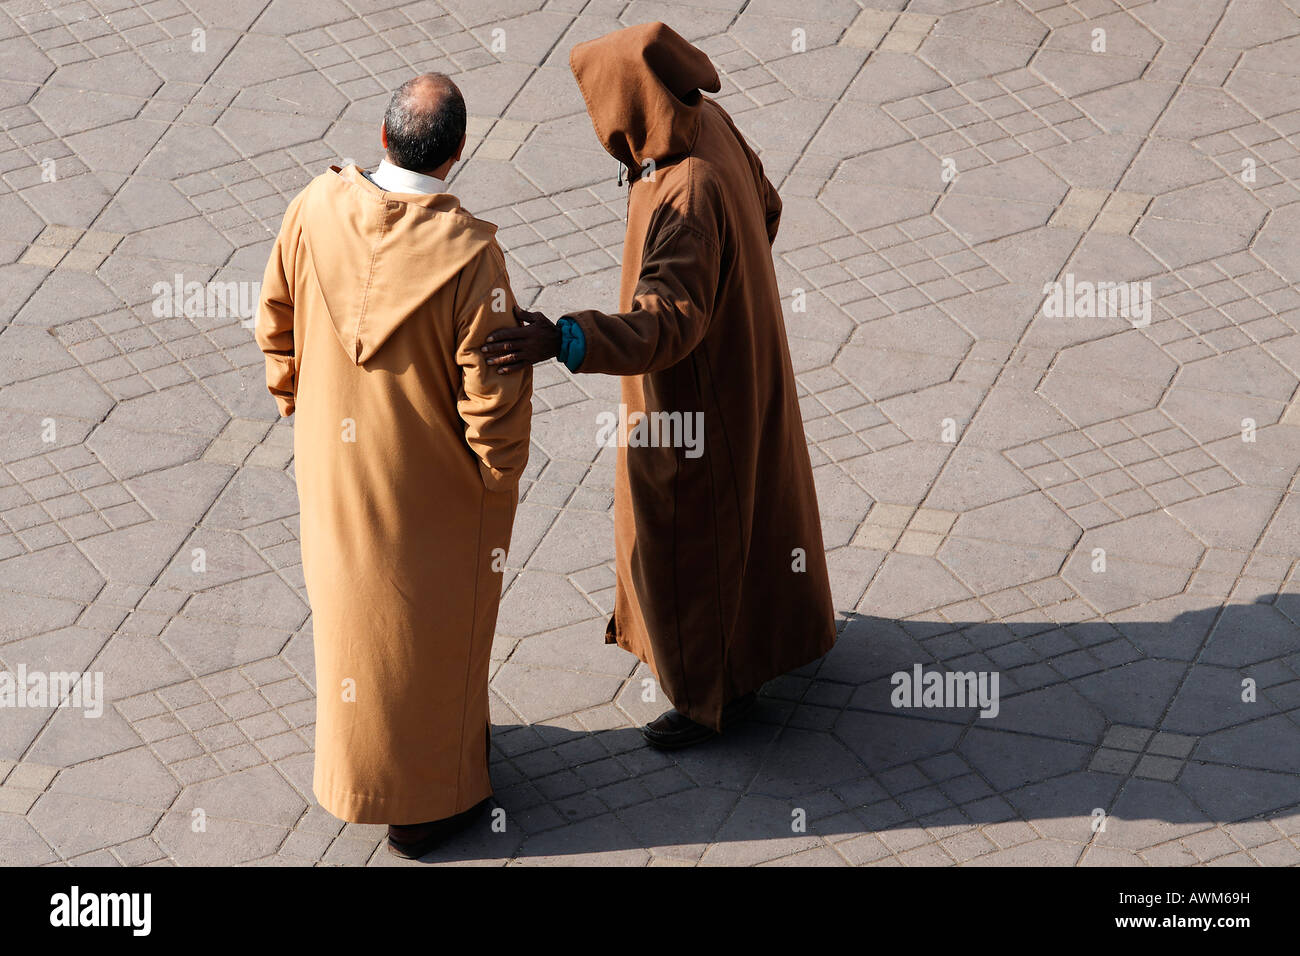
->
left=256, top=165, right=532, bottom=824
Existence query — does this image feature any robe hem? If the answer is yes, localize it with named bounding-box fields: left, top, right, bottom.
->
left=612, top=615, right=838, bottom=733
left=313, top=781, right=493, bottom=826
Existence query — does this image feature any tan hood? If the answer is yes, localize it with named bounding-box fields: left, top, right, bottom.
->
left=302, top=165, right=497, bottom=365
left=569, top=22, right=721, bottom=171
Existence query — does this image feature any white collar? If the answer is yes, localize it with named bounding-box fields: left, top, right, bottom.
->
left=364, top=159, right=447, bottom=195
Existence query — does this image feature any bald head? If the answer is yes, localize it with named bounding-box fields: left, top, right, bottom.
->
left=382, top=73, right=467, bottom=176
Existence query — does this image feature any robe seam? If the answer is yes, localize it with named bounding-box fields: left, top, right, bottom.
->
left=455, top=482, right=487, bottom=815
left=354, top=197, right=390, bottom=362
left=698, top=340, right=744, bottom=712
left=692, top=352, right=725, bottom=726
left=669, top=403, right=688, bottom=717
left=678, top=135, right=732, bottom=717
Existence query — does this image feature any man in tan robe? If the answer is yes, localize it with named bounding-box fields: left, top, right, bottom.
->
left=256, top=74, right=532, bottom=857
left=484, top=23, right=837, bottom=749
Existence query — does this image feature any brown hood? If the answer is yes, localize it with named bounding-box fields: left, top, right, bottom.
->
left=302, top=165, right=497, bottom=365
left=569, top=22, right=721, bottom=171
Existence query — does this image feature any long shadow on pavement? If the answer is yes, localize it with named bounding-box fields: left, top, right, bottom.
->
left=385, top=594, right=1300, bottom=864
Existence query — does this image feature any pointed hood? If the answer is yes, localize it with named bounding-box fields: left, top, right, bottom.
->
left=301, top=165, right=497, bottom=365
left=569, top=22, right=721, bottom=171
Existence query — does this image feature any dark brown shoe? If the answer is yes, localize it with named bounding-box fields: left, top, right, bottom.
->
left=641, top=692, right=757, bottom=750
left=386, top=799, right=489, bottom=859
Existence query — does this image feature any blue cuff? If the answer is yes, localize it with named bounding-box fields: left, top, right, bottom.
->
left=557, top=317, right=586, bottom=373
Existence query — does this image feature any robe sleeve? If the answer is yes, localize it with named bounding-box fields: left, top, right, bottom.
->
left=455, top=246, right=533, bottom=493
left=254, top=194, right=304, bottom=417
left=563, top=221, right=720, bottom=376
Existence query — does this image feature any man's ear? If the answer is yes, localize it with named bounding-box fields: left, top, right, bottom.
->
left=380, top=122, right=388, bottom=151
left=452, top=132, right=466, bottom=163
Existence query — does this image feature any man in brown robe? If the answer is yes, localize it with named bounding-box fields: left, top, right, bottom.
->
left=256, top=74, right=532, bottom=857
left=484, top=23, right=837, bottom=749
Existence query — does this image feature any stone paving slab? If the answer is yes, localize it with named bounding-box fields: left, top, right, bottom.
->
left=1, top=0, right=1299, bottom=866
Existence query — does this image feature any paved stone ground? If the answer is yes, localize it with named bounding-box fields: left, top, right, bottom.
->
left=1, top=0, right=1299, bottom=867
